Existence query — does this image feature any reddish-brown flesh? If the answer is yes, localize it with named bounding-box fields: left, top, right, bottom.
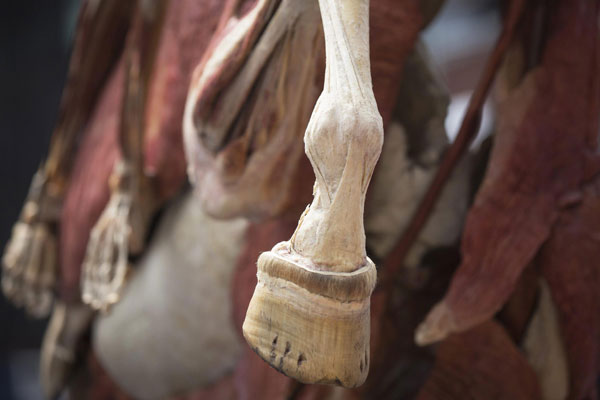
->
left=419, top=1, right=600, bottom=397
left=46, top=0, right=134, bottom=185
left=59, top=61, right=124, bottom=302
left=540, top=177, right=600, bottom=400
left=417, top=321, right=542, bottom=400
left=144, top=0, right=224, bottom=200
left=422, top=0, right=600, bottom=339
left=370, top=0, right=422, bottom=125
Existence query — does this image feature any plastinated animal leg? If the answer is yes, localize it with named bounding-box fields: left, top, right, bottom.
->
left=243, top=0, right=383, bottom=388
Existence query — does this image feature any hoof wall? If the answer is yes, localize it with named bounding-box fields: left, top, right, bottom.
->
left=242, top=249, right=376, bottom=388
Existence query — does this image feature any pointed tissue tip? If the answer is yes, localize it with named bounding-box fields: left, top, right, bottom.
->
left=414, top=301, right=453, bottom=346
left=414, top=321, right=446, bottom=346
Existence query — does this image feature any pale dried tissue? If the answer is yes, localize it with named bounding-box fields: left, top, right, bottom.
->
left=183, top=0, right=323, bottom=219
left=522, top=280, right=569, bottom=400
left=93, top=192, right=247, bottom=400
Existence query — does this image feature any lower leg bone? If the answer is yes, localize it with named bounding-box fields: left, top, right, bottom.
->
left=243, top=0, right=383, bottom=387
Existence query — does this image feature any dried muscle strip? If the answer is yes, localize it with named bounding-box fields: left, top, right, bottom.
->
left=416, top=321, right=542, bottom=400
left=143, top=0, right=225, bottom=200
left=45, top=0, right=134, bottom=187
left=416, top=0, right=600, bottom=347
left=370, top=0, right=422, bottom=125
left=60, top=60, right=125, bottom=303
